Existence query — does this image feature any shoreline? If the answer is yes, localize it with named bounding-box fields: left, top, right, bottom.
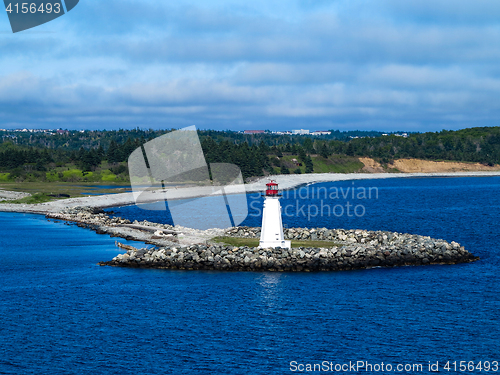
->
left=99, top=226, right=479, bottom=272
left=1, top=171, right=500, bottom=216
left=0, top=173, right=486, bottom=268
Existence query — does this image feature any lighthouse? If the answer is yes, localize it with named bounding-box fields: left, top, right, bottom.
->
left=259, top=180, right=291, bottom=249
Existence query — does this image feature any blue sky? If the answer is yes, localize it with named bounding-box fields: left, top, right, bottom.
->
left=1, top=0, right=500, bottom=131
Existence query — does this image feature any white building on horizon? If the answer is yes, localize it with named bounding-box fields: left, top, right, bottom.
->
left=311, top=131, right=332, bottom=136
left=292, top=129, right=310, bottom=135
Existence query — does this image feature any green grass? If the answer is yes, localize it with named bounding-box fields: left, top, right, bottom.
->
left=0, top=181, right=131, bottom=200
left=0, top=161, right=130, bottom=184
left=63, top=169, right=84, bottom=179
left=212, top=236, right=340, bottom=248
left=45, top=172, right=59, bottom=182
left=101, top=170, right=118, bottom=182
left=2, top=193, right=55, bottom=204
left=213, top=237, right=260, bottom=247
left=83, top=171, right=94, bottom=180
left=278, top=154, right=364, bottom=174
left=312, top=155, right=364, bottom=173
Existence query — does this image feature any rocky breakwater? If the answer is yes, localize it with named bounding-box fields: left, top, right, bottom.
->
left=99, top=227, right=479, bottom=272
left=46, top=206, right=226, bottom=246
left=46, top=206, right=180, bottom=245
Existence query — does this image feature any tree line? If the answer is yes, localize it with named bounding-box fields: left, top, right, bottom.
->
left=1, top=126, right=499, bottom=181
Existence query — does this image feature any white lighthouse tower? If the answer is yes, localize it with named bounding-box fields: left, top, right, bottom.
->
left=259, top=180, right=291, bottom=249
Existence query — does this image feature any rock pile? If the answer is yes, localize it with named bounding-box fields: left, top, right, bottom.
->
left=46, top=206, right=178, bottom=244
left=51, top=206, right=137, bottom=226
left=100, top=226, right=479, bottom=272
left=46, top=206, right=225, bottom=246
left=47, top=207, right=479, bottom=272
left=225, top=226, right=448, bottom=244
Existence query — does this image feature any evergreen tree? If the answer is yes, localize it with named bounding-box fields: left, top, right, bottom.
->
left=281, top=165, right=290, bottom=174
left=107, top=140, right=121, bottom=163
left=345, top=143, right=354, bottom=156
left=297, top=147, right=307, bottom=162
left=303, top=138, right=314, bottom=153
left=319, top=142, right=330, bottom=158
left=304, top=156, right=314, bottom=173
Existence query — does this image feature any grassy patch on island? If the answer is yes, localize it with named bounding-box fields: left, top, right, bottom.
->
left=212, top=236, right=340, bottom=248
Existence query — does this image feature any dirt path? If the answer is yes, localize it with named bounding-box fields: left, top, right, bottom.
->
left=0, top=189, right=31, bottom=201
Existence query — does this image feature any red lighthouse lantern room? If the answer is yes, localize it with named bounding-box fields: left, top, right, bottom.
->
left=265, top=180, right=280, bottom=197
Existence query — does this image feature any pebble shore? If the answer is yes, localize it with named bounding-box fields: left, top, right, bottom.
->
left=0, top=172, right=492, bottom=273
left=99, top=226, right=479, bottom=272
left=46, top=206, right=225, bottom=246
left=38, top=206, right=480, bottom=272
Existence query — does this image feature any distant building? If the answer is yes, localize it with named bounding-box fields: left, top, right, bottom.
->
left=244, top=130, right=265, bottom=134
left=311, top=131, right=332, bottom=136
left=381, top=133, right=409, bottom=138
left=393, top=133, right=409, bottom=138
left=292, top=129, right=310, bottom=135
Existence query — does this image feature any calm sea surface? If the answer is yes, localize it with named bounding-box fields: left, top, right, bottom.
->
left=1, top=177, right=499, bottom=374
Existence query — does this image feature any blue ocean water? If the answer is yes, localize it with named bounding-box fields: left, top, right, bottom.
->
left=1, top=176, right=500, bottom=374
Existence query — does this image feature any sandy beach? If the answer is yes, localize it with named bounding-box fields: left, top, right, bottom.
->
left=1, top=171, right=500, bottom=216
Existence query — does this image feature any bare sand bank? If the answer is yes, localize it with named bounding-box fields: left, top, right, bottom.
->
left=390, top=158, right=500, bottom=173
left=358, top=157, right=500, bottom=173
left=1, top=171, right=500, bottom=215
left=1, top=171, right=498, bottom=248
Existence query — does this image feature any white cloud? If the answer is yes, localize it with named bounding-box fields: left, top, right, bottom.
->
left=0, top=0, right=500, bottom=131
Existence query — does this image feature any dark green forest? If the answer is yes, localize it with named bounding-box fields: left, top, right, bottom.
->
left=0, top=126, right=499, bottom=183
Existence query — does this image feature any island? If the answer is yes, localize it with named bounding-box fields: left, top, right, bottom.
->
left=43, top=206, right=478, bottom=272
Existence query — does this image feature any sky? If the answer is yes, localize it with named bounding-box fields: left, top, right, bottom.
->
left=1, top=0, right=500, bottom=132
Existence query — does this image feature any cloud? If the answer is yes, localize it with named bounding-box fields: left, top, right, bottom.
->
left=0, top=0, right=500, bottom=131
left=379, top=0, right=500, bottom=25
